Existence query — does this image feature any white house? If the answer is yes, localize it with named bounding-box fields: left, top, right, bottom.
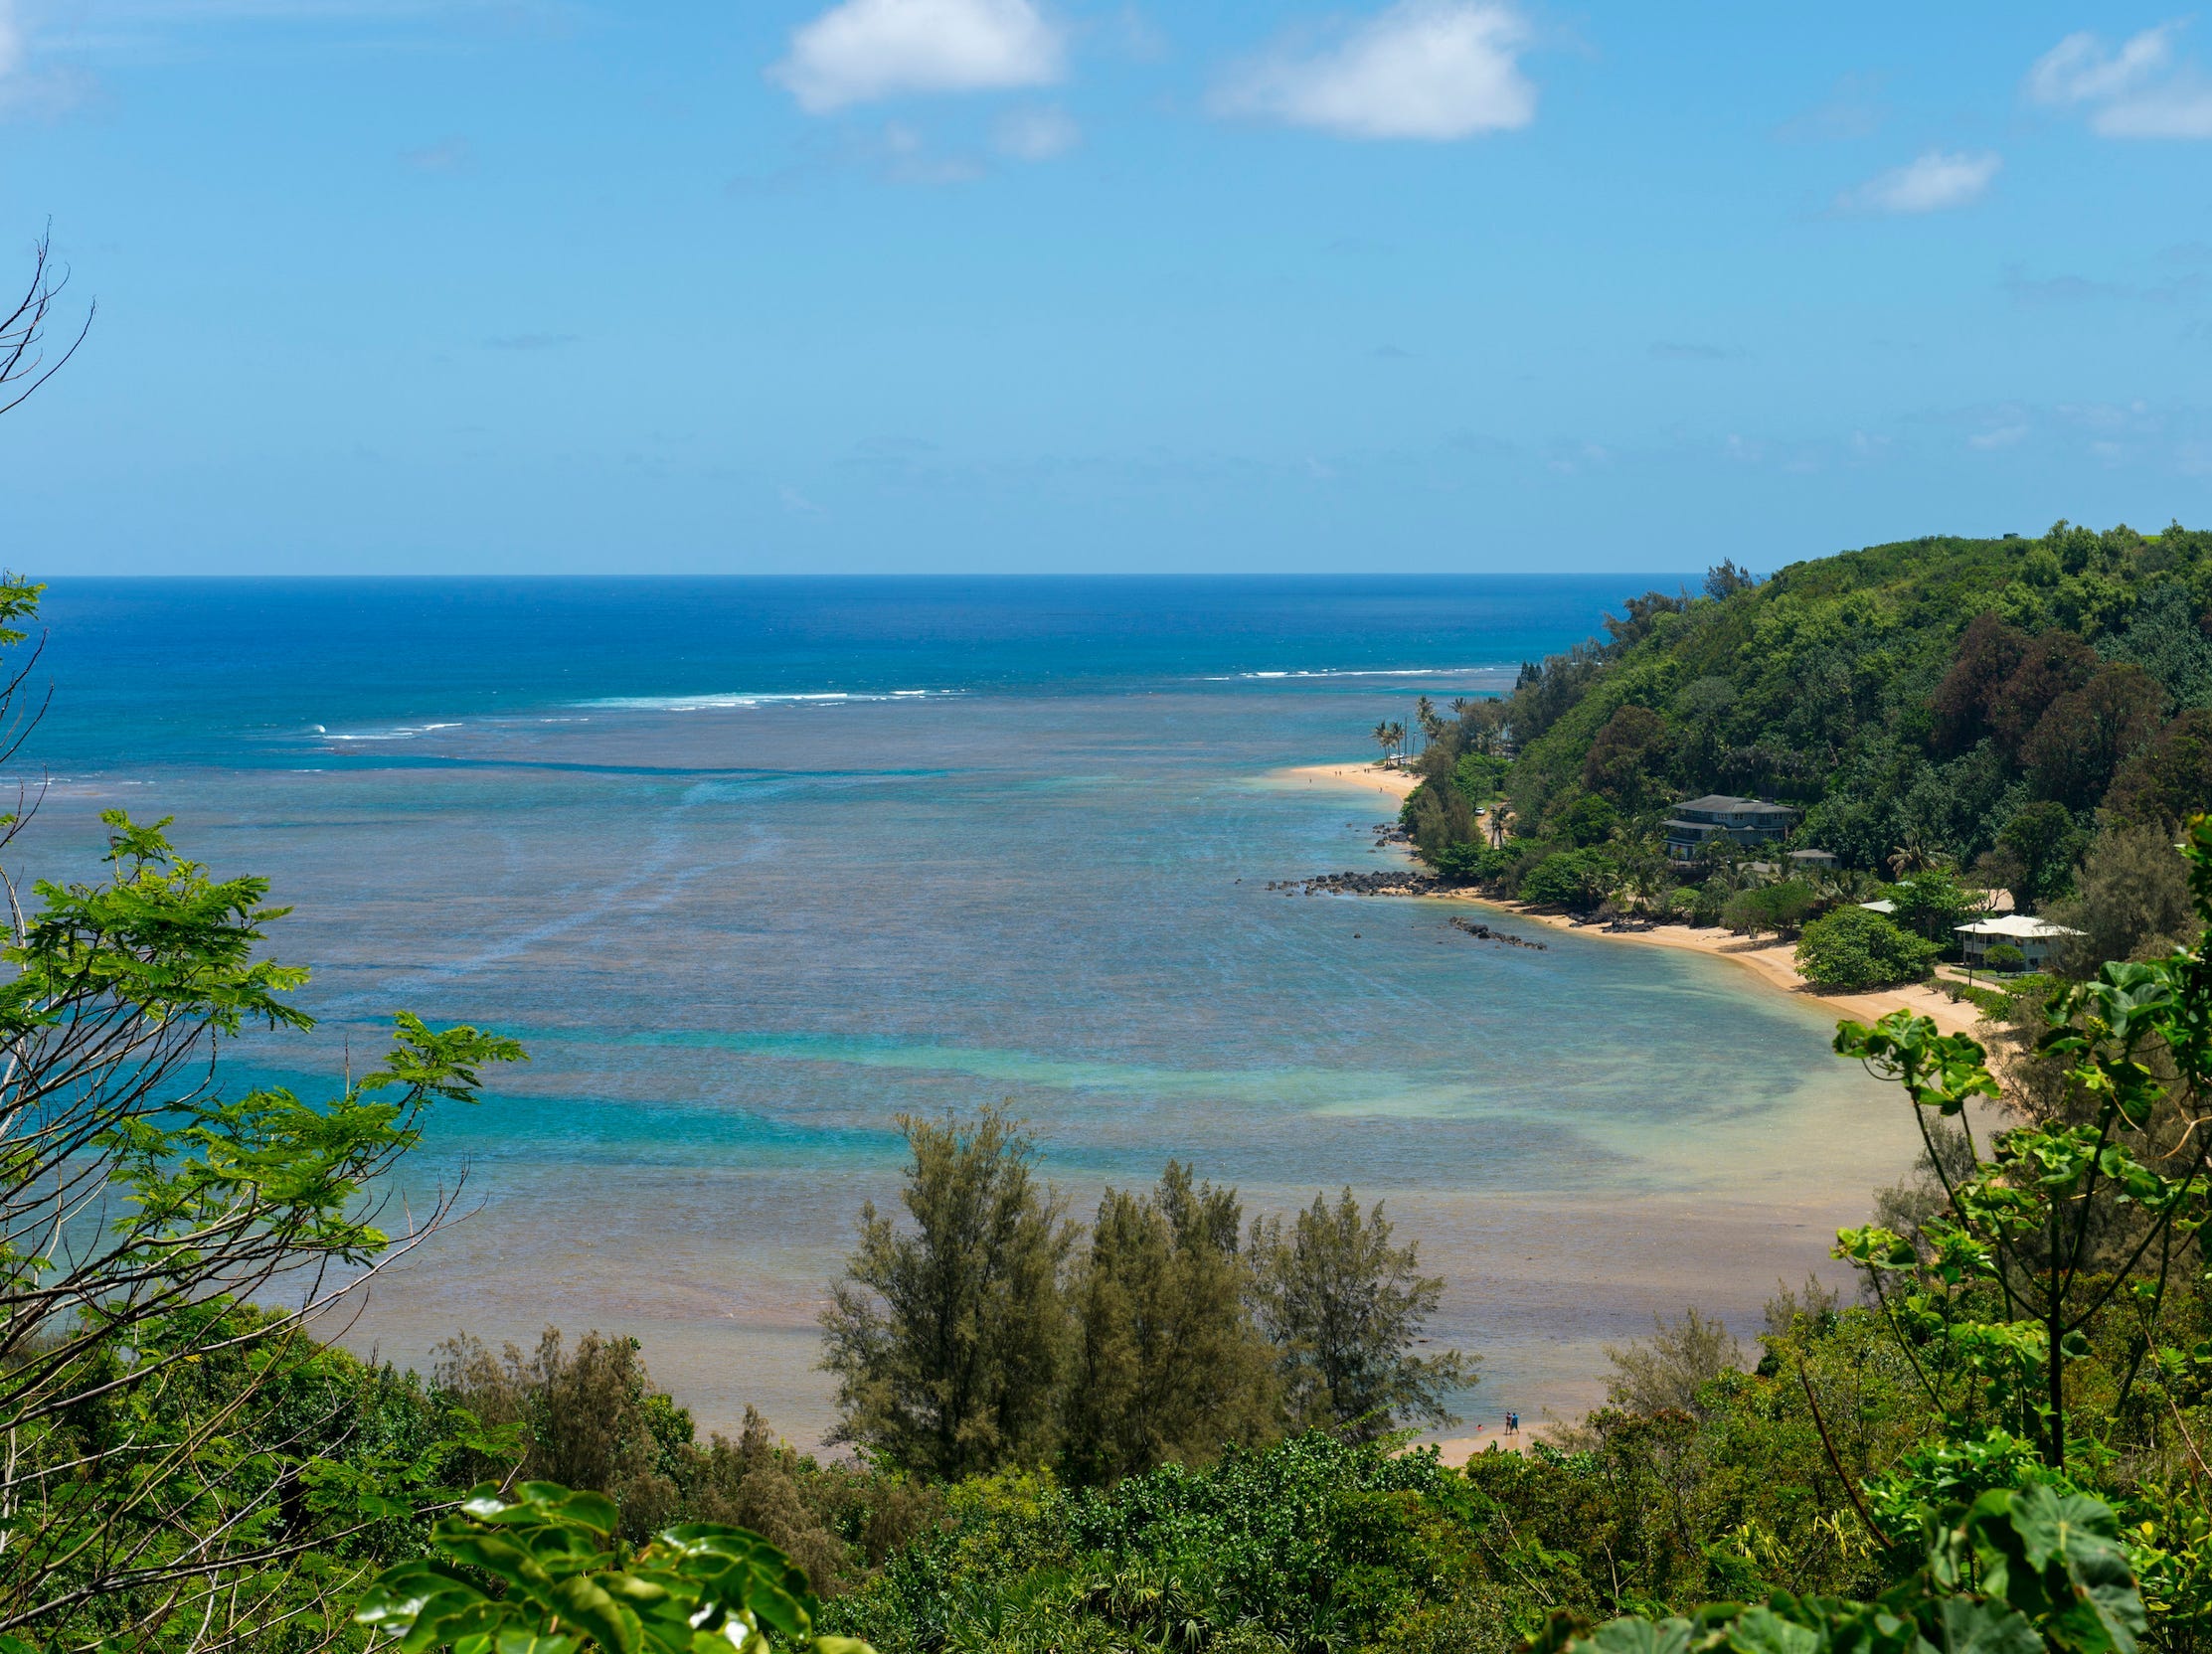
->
left=1956, top=913, right=2083, bottom=973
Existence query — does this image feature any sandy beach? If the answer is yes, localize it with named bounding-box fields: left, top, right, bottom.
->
left=1270, top=760, right=1423, bottom=801
left=1266, top=759, right=1986, bottom=1039
left=1491, top=906, right=1987, bottom=1039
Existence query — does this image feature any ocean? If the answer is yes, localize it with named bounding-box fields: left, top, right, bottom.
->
left=21, top=577, right=1920, bottom=1444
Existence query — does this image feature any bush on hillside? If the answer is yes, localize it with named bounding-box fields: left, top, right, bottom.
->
left=1431, top=840, right=1509, bottom=883
left=1450, top=751, right=1510, bottom=804
left=1517, top=848, right=1615, bottom=910
left=1795, top=907, right=1939, bottom=990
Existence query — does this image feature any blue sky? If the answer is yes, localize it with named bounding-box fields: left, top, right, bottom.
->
left=1, top=1, right=2209, bottom=574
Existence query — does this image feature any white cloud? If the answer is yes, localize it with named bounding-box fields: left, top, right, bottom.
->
left=1835, top=149, right=1999, bottom=215
left=995, top=102, right=1079, bottom=159
left=1968, top=423, right=2028, bottom=450
left=1213, top=0, right=1535, bottom=142
left=0, top=1, right=25, bottom=81
left=770, top=0, right=1064, bottom=113
left=2026, top=22, right=2212, bottom=138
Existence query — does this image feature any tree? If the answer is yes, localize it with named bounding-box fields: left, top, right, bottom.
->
left=1582, top=703, right=1671, bottom=808
left=2044, top=822, right=2194, bottom=971
left=1371, top=720, right=1395, bottom=762
left=1984, top=801, right=2088, bottom=913
left=2019, top=663, right=2165, bottom=808
left=1061, top=1163, right=1279, bottom=1486
left=0, top=229, right=94, bottom=417
left=432, top=1328, right=692, bottom=1542
left=0, top=799, right=523, bottom=1644
left=1597, top=1308, right=1744, bottom=1419
left=818, top=1106, right=1073, bottom=1480
left=1885, top=868, right=1983, bottom=944
left=1550, top=790, right=1619, bottom=847
left=1835, top=820, right=2212, bottom=1469
left=1409, top=777, right=1479, bottom=864
left=1795, top=906, right=1940, bottom=989
left=1989, top=630, right=2098, bottom=759
left=1517, top=847, right=1616, bottom=910
left=1415, top=694, right=1444, bottom=746
left=1723, top=879, right=1818, bottom=940
left=1249, top=1190, right=1475, bottom=1439
left=2105, top=707, right=2212, bottom=827
left=1704, top=560, right=1756, bottom=599
left=1931, top=612, right=2028, bottom=757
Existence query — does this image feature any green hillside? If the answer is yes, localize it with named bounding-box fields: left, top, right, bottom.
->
left=1403, top=519, right=2212, bottom=944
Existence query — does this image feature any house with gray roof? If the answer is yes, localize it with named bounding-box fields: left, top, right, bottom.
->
left=1662, top=795, right=1797, bottom=862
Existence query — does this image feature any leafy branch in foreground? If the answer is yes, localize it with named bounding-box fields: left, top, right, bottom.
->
left=1830, top=821, right=2212, bottom=1472
left=0, top=806, right=526, bottom=1648
left=354, top=1480, right=876, bottom=1654
left=1536, top=1481, right=2144, bottom=1654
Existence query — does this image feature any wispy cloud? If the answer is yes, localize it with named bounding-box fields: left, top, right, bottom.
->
left=402, top=134, right=471, bottom=172
left=879, top=120, right=983, bottom=184
left=1834, top=148, right=1999, bottom=215
left=769, top=0, right=1063, bottom=113
left=1772, top=73, right=1887, bottom=143
left=2027, top=22, right=2212, bottom=138
left=994, top=102, right=1078, bottom=159
left=1212, top=0, right=1535, bottom=142
left=0, top=0, right=96, bottom=118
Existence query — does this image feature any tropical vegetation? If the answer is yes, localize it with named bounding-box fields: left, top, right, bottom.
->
left=1393, top=523, right=2212, bottom=981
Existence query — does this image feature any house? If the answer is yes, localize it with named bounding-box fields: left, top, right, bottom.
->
left=1662, top=795, right=1798, bottom=861
left=1859, top=899, right=1898, bottom=914
left=1787, top=848, right=1838, bottom=871
left=1956, top=913, right=2084, bottom=973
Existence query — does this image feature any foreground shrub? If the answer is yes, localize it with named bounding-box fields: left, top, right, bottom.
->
left=355, top=1480, right=875, bottom=1654
left=1796, top=906, right=1940, bottom=988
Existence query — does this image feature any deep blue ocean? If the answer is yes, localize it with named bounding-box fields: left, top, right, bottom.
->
left=21, top=578, right=1917, bottom=1445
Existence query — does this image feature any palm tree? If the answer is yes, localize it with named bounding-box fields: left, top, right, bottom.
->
left=1886, top=831, right=1948, bottom=879
left=1371, top=721, right=1396, bottom=764
left=1387, top=721, right=1407, bottom=761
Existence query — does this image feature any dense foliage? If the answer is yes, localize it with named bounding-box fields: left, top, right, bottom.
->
left=1399, top=522, right=2212, bottom=950
left=818, top=1109, right=1473, bottom=1485
left=1796, top=906, right=1942, bottom=990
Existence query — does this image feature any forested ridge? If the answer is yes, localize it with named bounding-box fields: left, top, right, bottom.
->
left=1395, top=521, right=2212, bottom=990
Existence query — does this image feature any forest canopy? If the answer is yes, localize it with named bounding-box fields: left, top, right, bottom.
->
left=1401, top=521, right=2212, bottom=941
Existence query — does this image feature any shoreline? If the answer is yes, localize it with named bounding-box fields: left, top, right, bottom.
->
left=1270, top=758, right=1985, bottom=1039
left=1269, top=760, right=1423, bottom=802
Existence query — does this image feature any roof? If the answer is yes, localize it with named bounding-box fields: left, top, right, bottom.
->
left=1859, top=899, right=1898, bottom=914
left=1787, top=848, right=1837, bottom=861
left=1675, top=794, right=1795, bottom=816
left=1956, top=914, right=2085, bottom=939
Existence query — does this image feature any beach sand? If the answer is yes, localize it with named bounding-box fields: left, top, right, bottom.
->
left=1269, top=760, right=1423, bottom=801
left=1264, top=759, right=1985, bottom=1038
left=1490, top=907, right=1987, bottom=1039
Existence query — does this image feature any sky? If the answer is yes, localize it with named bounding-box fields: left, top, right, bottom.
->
left=0, top=1, right=2209, bottom=575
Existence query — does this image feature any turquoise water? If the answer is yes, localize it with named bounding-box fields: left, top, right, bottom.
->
left=23, top=578, right=1919, bottom=1442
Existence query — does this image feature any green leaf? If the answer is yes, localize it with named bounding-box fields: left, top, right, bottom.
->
left=544, top=1575, right=644, bottom=1654
left=1931, top=1597, right=2043, bottom=1654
